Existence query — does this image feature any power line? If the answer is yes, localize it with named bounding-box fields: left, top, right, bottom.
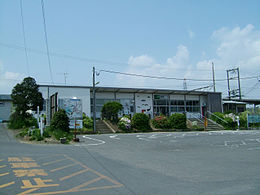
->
left=19, top=0, right=30, bottom=76
left=98, top=69, right=260, bottom=82
left=41, top=0, right=53, bottom=83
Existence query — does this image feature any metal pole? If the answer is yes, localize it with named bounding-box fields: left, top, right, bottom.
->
left=237, top=68, right=242, bottom=100
left=212, top=62, right=216, bottom=92
left=93, top=67, right=96, bottom=133
left=227, top=70, right=231, bottom=100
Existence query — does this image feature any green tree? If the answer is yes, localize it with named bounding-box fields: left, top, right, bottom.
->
left=50, top=109, right=70, bottom=133
left=11, top=77, right=43, bottom=117
left=9, top=77, right=43, bottom=129
left=101, top=101, right=123, bottom=122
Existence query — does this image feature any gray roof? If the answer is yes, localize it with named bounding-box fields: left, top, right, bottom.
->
left=39, top=84, right=221, bottom=96
left=0, top=94, right=12, bottom=100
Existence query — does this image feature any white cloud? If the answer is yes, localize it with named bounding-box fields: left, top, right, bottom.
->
left=113, top=24, right=260, bottom=98
left=0, top=62, right=25, bottom=94
left=128, top=55, right=156, bottom=67
left=188, top=30, right=195, bottom=39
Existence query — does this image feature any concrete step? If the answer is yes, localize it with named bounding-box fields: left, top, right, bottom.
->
left=96, top=120, right=114, bottom=134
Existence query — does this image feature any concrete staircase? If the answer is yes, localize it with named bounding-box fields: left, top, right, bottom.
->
left=188, top=118, right=223, bottom=131
left=96, top=120, right=114, bottom=134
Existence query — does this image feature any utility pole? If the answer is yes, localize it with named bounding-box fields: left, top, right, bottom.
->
left=93, top=67, right=96, bottom=133
left=226, top=67, right=242, bottom=100
left=212, top=62, right=216, bottom=92
left=183, top=78, right=187, bottom=90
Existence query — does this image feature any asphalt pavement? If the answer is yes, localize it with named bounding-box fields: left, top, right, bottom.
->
left=1, top=123, right=260, bottom=195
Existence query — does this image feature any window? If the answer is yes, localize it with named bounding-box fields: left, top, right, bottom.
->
left=0, top=102, right=4, bottom=107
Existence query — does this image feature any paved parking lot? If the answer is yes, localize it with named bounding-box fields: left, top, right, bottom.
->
left=1, top=124, right=260, bottom=195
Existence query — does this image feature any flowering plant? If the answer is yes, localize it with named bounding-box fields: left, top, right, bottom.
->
left=118, top=116, right=131, bottom=132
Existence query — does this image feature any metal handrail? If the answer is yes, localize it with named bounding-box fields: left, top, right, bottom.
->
left=187, top=112, right=205, bottom=123
left=207, top=110, right=228, bottom=124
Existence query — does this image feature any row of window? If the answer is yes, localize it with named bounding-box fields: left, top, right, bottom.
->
left=91, top=98, right=201, bottom=113
left=153, top=100, right=200, bottom=106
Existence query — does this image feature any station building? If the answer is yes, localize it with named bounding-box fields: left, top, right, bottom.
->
left=39, top=85, right=222, bottom=119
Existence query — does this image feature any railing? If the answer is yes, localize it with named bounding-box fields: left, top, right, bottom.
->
left=187, top=112, right=205, bottom=123
left=207, top=110, right=228, bottom=124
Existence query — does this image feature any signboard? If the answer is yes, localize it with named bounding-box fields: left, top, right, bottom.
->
left=248, top=114, right=260, bottom=123
left=69, top=120, right=83, bottom=129
left=59, top=98, right=82, bottom=119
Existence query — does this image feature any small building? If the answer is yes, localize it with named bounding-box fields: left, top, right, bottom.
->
left=222, top=100, right=246, bottom=113
left=39, top=85, right=222, bottom=119
left=0, top=95, right=13, bottom=122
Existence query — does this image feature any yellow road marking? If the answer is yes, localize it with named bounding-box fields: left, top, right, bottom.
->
left=64, top=155, right=122, bottom=186
left=0, top=172, right=9, bottom=176
left=50, top=163, right=76, bottom=172
left=18, top=184, right=123, bottom=195
left=70, top=176, right=104, bottom=191
left=18, top=188, right=39, bottom=195
left=21, top=178, right=59, bottom=189
left=59, top=169, right=89, bottom=181
left=0, top=181, right=15, bottom=188
left=0, top=165, right=7, bottom=168
left=42, top=159, right=66, bottom=166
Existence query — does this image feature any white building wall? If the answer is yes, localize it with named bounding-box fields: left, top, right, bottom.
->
left=170, top=94, right=184, bottom=100
left=135, top=93, right=153, bottom=116
left=94, top=92, right=114, bottom=99
left=39, top=86, right=91, bottom=117
left=116, top=93, right=134, bottom=99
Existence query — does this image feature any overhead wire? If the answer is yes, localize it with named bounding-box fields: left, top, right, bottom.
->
left=98, top=69, right=260, bottom=82
left=19, top=0, right=30, bottom=76
left=41, top=0, right=54, bottom=83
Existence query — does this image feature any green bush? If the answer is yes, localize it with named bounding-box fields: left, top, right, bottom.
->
left=131, top=113, right=150, bottom=131
left=101, top=102, right=123, bottom=123
left=223, top=117, right=237, bottom=130
left=19, top=128, right=29, bottom=137
left=169, top=113, right=187, bottom=129
left=53, top=130, right=73, bottom=143
left=50, top=109, right=70, bottom=133
left=83, top=113, right=93, bottom=128
left=30, top=129, right=43, bottom=141
left=210, top=112, right=225, bottom=125
left=8, top=112, right=38, bottom=129
left=239, top=111, right=248, bottom=128
left=152, top=115, right=170, bottom=129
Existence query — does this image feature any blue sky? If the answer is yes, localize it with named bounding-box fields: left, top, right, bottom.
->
left=0, top=0, right=260, bottom=98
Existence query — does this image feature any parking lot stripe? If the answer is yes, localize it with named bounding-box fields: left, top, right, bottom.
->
left=59, top=169, right=89, bottom=181
left=70, top=176, right=104, bottom=191
left=0, top=172, right=9, bottom=176
left=0, top=181, right=15, bottom=188
left=50, top=163, right=76, bottom=172
left=42, top=159, right=66, bottom=166
left=0, top=165, right=6, bottom=168
left=17, top=188, right=39, bottom=195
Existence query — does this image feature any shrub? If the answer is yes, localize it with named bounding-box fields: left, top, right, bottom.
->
left=223, top=117, right=237, bottom=130
left=83, top=113, right=93, bottom=128
left=131, top=113, right=150, bottom=131
left=118, top=117, right=131, bottom=132
left=50, top=109, right=70, bottom=133
left=239, top=111, right=248, bottom=128
left=101, top=102, right=123, bottom=123
left=169, top=113, right=187, bottom=129
left=53, top=130, right=73, bottom=143
left=30, top=129, right=43, bottom=141
left=210, top=112, right=225, bottom=125
left=152, top=115, right=170, bottom=129
left=8, top=112, right=38, bottom=129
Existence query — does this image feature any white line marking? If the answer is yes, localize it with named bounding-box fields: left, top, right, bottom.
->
left=248, top=147, right=260, bottom=151
left=138, top=138, right=153, bottom=141
left=109, top=135, right=120, bottom=140
left=82, top=136, right=106, bottom=146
